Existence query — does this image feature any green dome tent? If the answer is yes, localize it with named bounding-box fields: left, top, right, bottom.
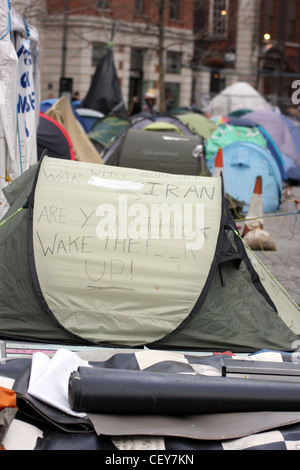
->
left=88, top=115, right=130, bottom=156
left=175, top=112, right=218, bottom=140
left=206, top=123, right=268, bottom=162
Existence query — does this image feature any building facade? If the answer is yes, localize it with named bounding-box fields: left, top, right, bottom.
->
left=193, top=0, right=261, bottom=107
left=257, top=0, right=300, bottom=110
left=14, top=0, right=300, bottom=112
left=193, top=0, right=300, bottom=111
left=17, top=0, right=195, bottom=112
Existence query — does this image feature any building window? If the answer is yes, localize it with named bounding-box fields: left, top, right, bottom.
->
left=210, top=70, right=225, bottom=93
left=92, top=42, right=107, bottom=66
left=96, top=0, right=108, bottom=9
left=170, top=0, right=180, bottom=21
left=265, top=0, right=276, bottom=39
left=130, top=48, right=144, bottom=71
left=134, top=0, right=145, bottom=14
left=287, top=0, right=297, bottom=43
left=165, top=83, right=180, bottom=110
left=211, top=0, right=228, bottom=37
left=166, top=51, right=182, bottom=74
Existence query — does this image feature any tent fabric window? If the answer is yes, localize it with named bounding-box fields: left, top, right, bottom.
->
left=166, top=51, right=182, bottom=74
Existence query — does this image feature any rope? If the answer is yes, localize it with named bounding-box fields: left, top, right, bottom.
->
left=0, top=0, right=12, bottom=41
left=16, top=110, right=23, bottom=173
left=235, top=199, right=299, bottom=253
left=235, top=209, right=300, bottom=224
left=0, top=29, right=9, bottom=41
left=230, top=225, right=300, bottom=311
left=23, top=19, right=30, bottom=38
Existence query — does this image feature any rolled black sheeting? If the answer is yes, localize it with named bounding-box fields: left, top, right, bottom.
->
left=69, top=367, right=300, bottom=415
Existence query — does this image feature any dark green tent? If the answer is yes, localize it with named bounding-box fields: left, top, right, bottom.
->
left=88, top=115, right=130, bottom=156
left=175, top=112, right=218, bottom=140
left=0, top=156, right=300, bottom=352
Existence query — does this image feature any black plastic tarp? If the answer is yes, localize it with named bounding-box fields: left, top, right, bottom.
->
left=81, top=47, right=127, bottom=119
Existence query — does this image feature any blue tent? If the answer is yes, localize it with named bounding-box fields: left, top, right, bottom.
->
left=226, top=117, right=288, bottom=181
left=242, top=110, right=300, bottom=181
left=75, top=108, right=104, bottom=132
left=208, top=142, right=282, bottom=213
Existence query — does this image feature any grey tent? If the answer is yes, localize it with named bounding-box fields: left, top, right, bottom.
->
left=0, top=155, right=300, bottom=352
left=104, top=127, right=243, bottom=213
left=105, top=128, right=208, bottom=176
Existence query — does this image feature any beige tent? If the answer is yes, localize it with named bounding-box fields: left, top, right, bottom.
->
left=46, top=97, right=103, bottom=164
left=206, top=82, right=272, bottom=117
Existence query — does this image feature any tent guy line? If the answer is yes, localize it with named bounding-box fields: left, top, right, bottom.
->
left=234, top=209, right=300, bottom=223
left=0, top=206, right=22, bottom=227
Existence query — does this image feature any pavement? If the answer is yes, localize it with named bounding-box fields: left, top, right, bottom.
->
left=238, top=185, right=300, bottom=306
